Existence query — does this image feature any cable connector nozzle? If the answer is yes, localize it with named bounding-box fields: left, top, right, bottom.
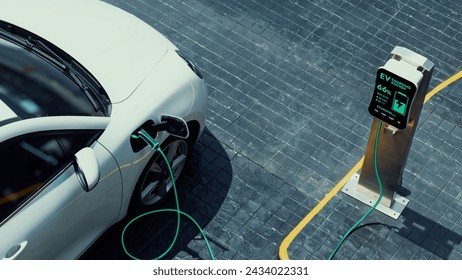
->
left=131, top=129, right=160, bottom=150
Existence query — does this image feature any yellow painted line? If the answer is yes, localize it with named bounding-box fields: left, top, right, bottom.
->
left=279, top=70, right=462, bottom=260
left=424, top=71, right=462, bottom=103
left=279, top=157, right=364, bottom=260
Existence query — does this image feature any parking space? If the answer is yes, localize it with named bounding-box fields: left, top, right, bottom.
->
left=83, top=0, right=462, bottom=260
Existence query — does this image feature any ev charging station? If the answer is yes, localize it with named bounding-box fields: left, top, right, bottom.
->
left=342, top=46, right=434, bottom=219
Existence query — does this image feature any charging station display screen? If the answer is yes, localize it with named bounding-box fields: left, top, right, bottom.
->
left=368, top=68, right=417, bottom=129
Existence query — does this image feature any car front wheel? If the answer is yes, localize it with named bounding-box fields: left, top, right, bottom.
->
left=129, top=136, right=191, bottom=213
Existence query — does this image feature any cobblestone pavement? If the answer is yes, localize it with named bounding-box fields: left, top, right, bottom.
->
left=82, top=0, right=462, bottom=260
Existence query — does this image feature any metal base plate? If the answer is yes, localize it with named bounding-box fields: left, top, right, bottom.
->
left=341, top=173, right=409, bottom=219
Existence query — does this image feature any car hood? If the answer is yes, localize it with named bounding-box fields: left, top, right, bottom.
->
left=0, top=0, right=169, bottom=103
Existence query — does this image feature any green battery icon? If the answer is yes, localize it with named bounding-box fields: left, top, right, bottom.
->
left=392, top=91, right=408, bottom=116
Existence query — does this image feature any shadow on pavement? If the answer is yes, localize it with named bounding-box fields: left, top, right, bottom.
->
left=337, top=208, right=461, bottom=259
left=81, top=127, right=233, bottom=260
left=399, top=208, right=461, bottom=259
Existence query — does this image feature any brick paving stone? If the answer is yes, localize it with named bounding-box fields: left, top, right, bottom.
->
left=80, top=0, right=462, bottom=260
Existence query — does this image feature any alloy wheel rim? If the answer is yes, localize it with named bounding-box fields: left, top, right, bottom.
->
left=140, top=139, right=188, bottom=205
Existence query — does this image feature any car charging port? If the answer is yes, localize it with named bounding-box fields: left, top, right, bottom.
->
left=130, top=115, right=189, bottom=153
left=130, top=120, right=157, bottom=152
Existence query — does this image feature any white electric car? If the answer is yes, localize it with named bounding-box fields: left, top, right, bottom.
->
left=0, top=0, right=207, bottom=259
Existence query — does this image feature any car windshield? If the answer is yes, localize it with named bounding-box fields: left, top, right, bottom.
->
left=0, top=38, right=104, bottom=119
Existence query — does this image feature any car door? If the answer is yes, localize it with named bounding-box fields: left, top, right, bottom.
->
left=0, top=129, right=122, bottom=259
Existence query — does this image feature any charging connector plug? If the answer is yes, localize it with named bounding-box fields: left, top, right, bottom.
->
left=124, top=128, right=216, bottom=260
left=131, top=129, right=160, bottom=150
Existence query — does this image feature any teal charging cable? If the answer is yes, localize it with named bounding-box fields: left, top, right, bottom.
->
left=328, top=120, right=384, bottom=260
left=122, top=129, right=216, bottom=260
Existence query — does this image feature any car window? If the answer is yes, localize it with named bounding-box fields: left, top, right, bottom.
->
left=0, top=130, right=100, bottom=224
left=0, top=42, right=105, bottom=119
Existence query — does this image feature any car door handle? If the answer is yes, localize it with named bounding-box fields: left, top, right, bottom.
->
left=3, top=241, right=28, bottom=260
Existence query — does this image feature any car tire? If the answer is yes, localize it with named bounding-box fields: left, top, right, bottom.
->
left=129, top=135, right=192, bottom=214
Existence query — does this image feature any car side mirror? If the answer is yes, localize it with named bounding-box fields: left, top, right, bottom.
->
left=74, top=147, right=100, bottom=192
left=160, top=115, right=189, bottom=139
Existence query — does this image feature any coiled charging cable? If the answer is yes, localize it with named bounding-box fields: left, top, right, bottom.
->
left=328, top=120, right=384, bottom=260
left=122, top=129, right=216, bottom=260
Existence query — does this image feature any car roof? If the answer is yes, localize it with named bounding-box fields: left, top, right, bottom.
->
left=0, top=0, right=170, bottom=103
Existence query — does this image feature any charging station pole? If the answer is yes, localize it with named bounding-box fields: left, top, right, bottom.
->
left=342, top=46, right=434, bottom=219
